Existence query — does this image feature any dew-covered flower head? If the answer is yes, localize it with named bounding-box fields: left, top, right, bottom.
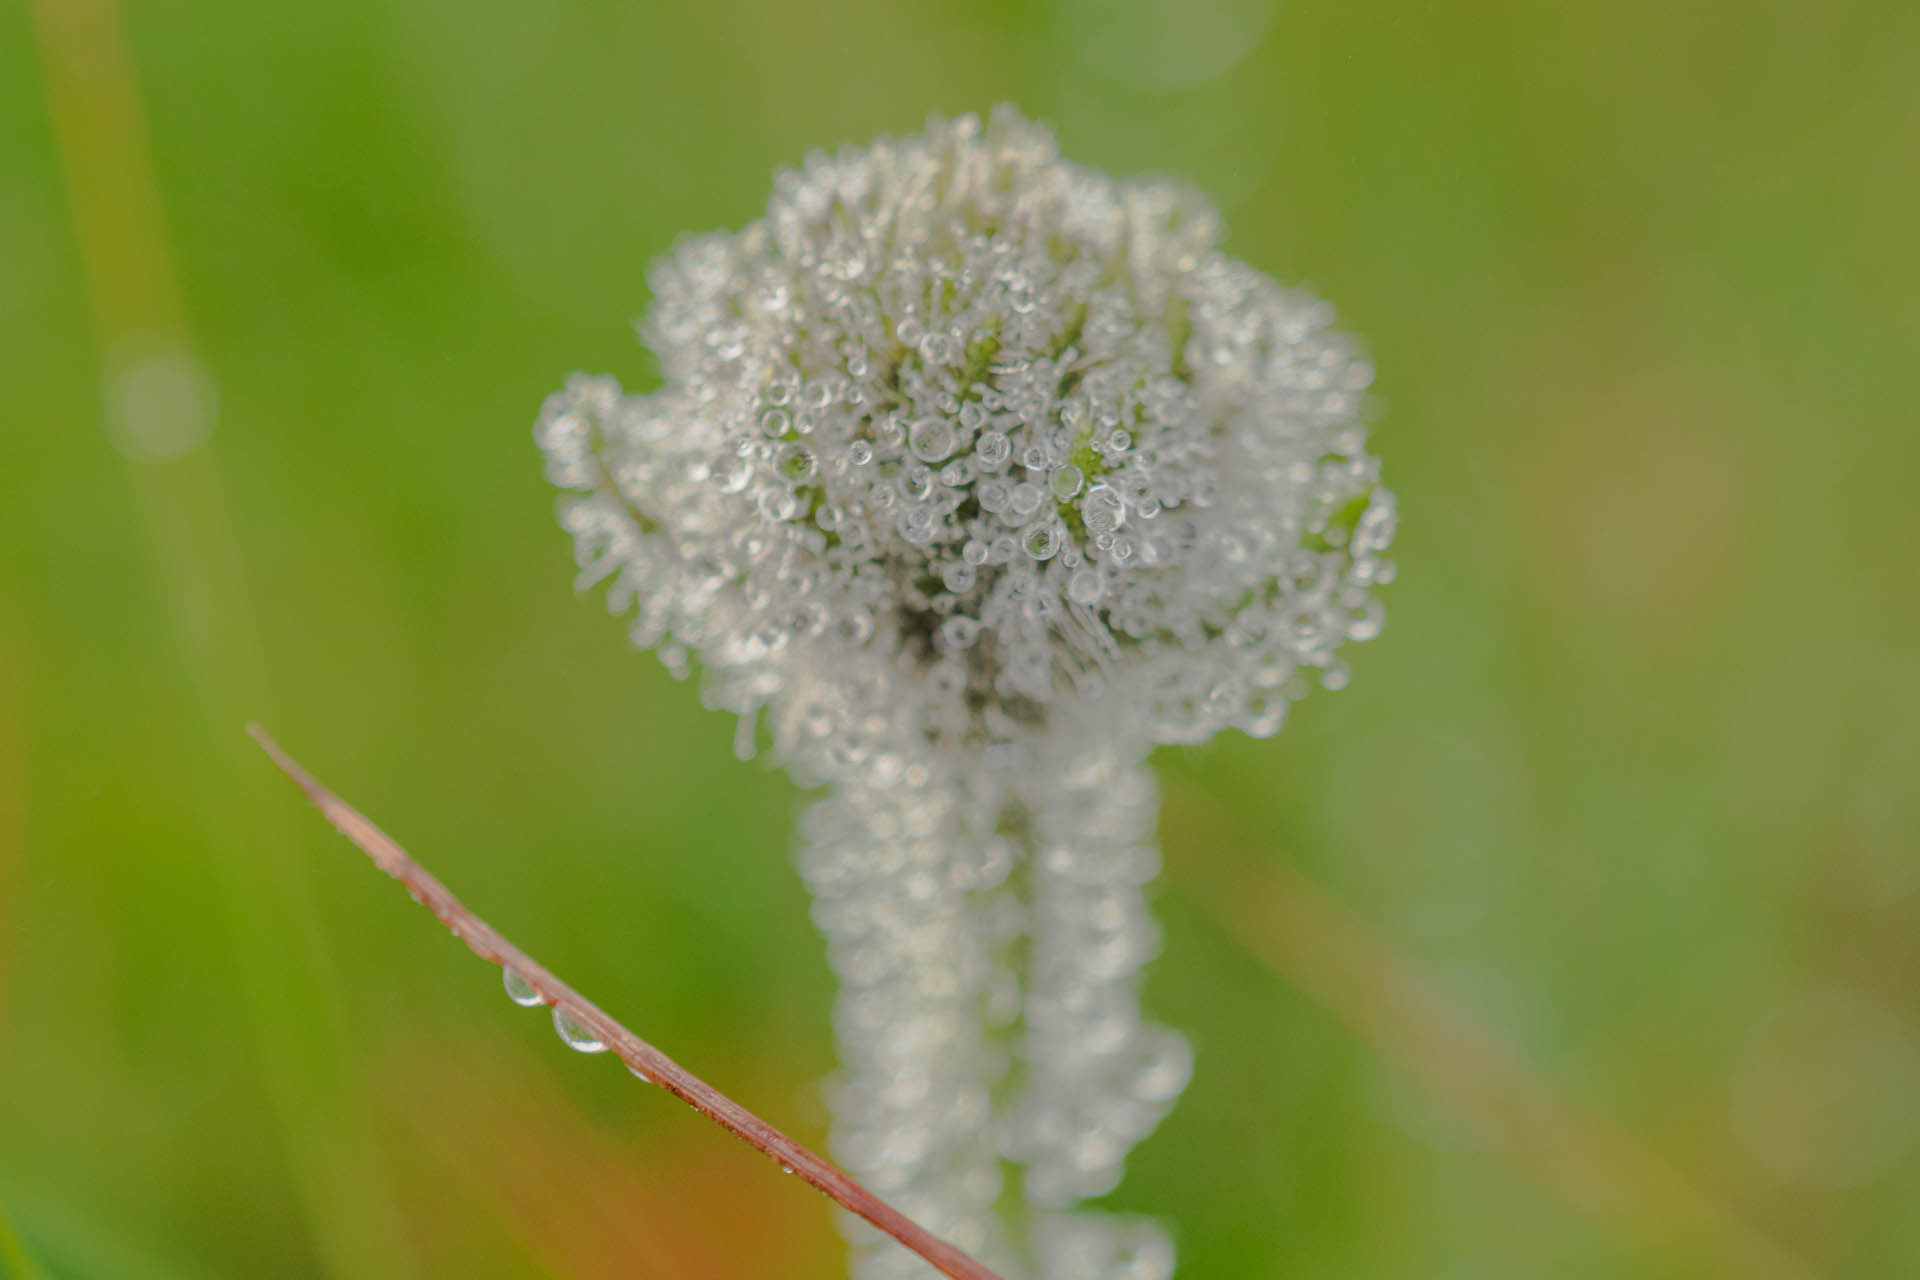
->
left=537, top=107, right=1396, bottom=778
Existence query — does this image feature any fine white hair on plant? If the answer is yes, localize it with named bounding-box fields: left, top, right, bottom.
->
left=537, top=106, right=1396, bottom=1279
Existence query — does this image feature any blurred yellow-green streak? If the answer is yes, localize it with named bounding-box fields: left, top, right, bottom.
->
left=1171, top=781, right=1819, bottom=1280
left=25, top=0, right=416, bottom=1274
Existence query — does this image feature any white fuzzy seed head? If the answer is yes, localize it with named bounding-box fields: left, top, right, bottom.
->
left=537, top=107, right=1396, bottom=779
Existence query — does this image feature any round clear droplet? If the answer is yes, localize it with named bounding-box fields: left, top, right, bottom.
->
left=1067, top=567, right=1107, bottom=605
left=908, top=418, right=956, bottom=462
left=976, top=430, right=1011, bottom=469
left=1081, top=483, right=1127, bottom=536
left=757, top=486, right=800, bottom=522
left=553, top=1007, right=608, bottom=1054
left=1023, top=523, right=1064, bottom=561
left=503, top=968, right=542, bottom=1007
left=713, top=451, right=754, bottom=493
left=775, top=442, right=818, bottom=483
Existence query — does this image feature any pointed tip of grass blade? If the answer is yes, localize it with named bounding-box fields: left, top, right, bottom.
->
left=248, top=723, right=319, bottom=798
left=247, top=723, right=321, bottom=806
left=246, top=724, right=419, bottom=888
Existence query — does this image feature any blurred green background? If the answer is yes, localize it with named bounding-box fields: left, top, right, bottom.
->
left=2, top=0, right=1917, bottom=1276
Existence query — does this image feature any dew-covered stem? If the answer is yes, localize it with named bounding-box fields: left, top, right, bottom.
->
left=798, top=740, right=1188, bottom=1280
left=248, top=724, right=1006, bottom=1280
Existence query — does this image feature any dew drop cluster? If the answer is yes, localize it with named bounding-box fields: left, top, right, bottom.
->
left=535, top=106, right=1396, bottom=780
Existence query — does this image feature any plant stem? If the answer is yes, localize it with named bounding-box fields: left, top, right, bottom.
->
left=249, top=725, right=1005, bottom=1280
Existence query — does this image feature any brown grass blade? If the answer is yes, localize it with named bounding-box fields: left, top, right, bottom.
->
left=248, top=724, right=1003, bottom=1280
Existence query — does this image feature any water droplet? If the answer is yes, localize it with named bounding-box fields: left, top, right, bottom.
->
left=1134, top=1033, right=1193, bottom=1101
left=1067, top=567, right=1107, bottom=605
left=900, top=465, right=935, bottom=502
left=840, top=609, right=875, bottom=644
left=1081, top=483, right=1127, bottom=536
left=976, top=430, right=1012, bottom=469
left=940, top=616, right=982, bottom=650
left=775, top=442, right=818, bottom=483
left=1023, top=523, right=1064, bottom=561
left=757, top=486, right=800, bottom=521
left=553, top=1007, right=608, bottom=1054
left=503, top=969, right=543, bottom=1007
left=920, top=332, right=957, bottom=365
left=713, top=451, right=754, bottom=493
left=908, top=418, right=956, bottom=462
left=1345, top=597, right=1385, bottom=641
